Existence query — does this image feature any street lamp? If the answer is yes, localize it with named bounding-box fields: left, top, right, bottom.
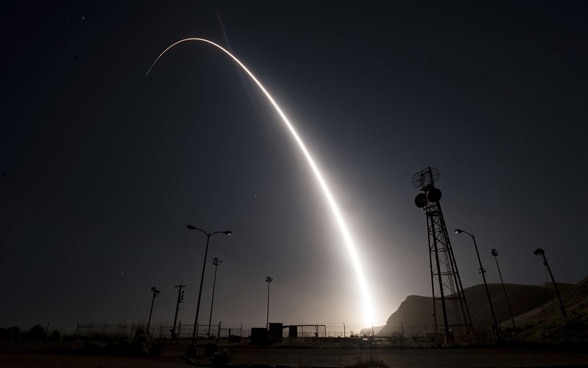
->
left=187, top=224, right=232, bottom=347
left=207, top=257, right=222, bottom=339
left=454, top=229, right=501, bottom=339
left=146, top=286, right=160, bottom=335
left=534, top=248, right=567, bottom=319
left=266, top=276, right=273, bottom=330
left=491, top=249, right=516, bottom=331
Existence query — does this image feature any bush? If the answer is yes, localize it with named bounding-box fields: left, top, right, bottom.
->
left=48, top=329, right=62, bottom=342
left=79, top=329, right=163, bottom=356
left=23, top=325, right=47, bottom=341
left=212, top=349, right=230, bottom=366
left=0, top=326, right=20, bottom=341
left=347, top=353, right=388, bottom=368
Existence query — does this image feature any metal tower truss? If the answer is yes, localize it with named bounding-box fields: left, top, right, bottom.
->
left=413, top=167, right=472, bottom=341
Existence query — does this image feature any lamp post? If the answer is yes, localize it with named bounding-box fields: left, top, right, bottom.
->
left=207, top=257, right=222, bottom=339
left=266, top=276, right=273, bottom=330
left=454, top=229, right=500, bottom=339
left=187, top=224, right=232, bottom=347
left=491, top=249, right=516, bottom=331
left=146, top=286, right=160, bottom=335
left=534, top=248, right=567, bottom=319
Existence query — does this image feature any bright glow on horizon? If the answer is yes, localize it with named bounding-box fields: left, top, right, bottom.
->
left=147, top=38, right=375, bottom=326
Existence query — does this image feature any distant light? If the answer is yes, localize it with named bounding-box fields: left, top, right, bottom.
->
left=454, top=229, right=463, bottom=234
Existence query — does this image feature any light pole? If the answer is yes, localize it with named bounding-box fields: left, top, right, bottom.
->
left=454, top=229, right=501, bottom=339
left=187, top=224, right=232, bottom=347
left=146, top=286, right=160, bottom=335
left=534, top=248, right=567, bottom=319
left=266, top=276, right=273, bottom=330
left=491, top=249, right=516, bottom=331
left=207, top=257, right=222, bottom=339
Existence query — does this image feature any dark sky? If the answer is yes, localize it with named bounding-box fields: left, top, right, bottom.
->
left=1, top=1, right=587, bottom=333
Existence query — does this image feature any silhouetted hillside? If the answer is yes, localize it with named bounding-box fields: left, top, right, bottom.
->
left=377, top=283, right=558, bottom=336
left=514, top=276, right=588, bottom=344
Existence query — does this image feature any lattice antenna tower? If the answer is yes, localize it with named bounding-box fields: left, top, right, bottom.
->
left=413, top=167, right=472, bottom=341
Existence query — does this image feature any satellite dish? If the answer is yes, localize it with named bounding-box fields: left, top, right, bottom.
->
left=415, top=193, right=428, bottom=208
left=412, top=172, right=424, bottom=188
left=412, top=167, right=440, bottom=188
left=412, top=171, right=423, bottom=188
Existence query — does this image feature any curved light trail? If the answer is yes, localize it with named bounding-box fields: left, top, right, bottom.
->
left=147, top=38, right=375, bottom=325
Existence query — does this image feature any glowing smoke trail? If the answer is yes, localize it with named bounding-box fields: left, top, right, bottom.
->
left=147, top=38, right=374, bottom=325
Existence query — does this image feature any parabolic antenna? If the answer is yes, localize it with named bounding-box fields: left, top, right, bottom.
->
left=414, top=193, right=428, bottom=208
left=412, top=166, right=440, bottom=188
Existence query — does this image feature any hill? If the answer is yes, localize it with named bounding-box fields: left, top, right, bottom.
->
left=514, top=276, right=588, bottom=344
left=376, top=279, right=588, bottom=340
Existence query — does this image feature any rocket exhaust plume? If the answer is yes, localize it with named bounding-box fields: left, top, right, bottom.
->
left=147, top=38, right=375, bottom=325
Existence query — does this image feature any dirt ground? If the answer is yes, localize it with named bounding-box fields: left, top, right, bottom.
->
left=2, top=345, right=588, bottom=367
left=228, top=346, right=588, bottom=367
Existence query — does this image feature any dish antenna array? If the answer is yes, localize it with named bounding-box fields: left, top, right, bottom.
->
left=413, top=167, right=472, bottom=341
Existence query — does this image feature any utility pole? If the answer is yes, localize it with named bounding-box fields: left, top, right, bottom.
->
left=207, top=258, right=222, bottom=339
left=171, top=284, right=186, bottom=340
left=266, top=276, right=273, bottom=330
left=147, top=287, right=160, bottom=335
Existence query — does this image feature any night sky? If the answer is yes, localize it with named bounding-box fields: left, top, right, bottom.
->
left=1, top=1, right=587, bottom=333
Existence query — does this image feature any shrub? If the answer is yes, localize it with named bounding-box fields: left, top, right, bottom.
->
left=0, top=327, right=14, bottom=340
left=212, top=349, right=230, bottom=366
left=48, top=329, right=62, bottom=342
left=23, top=325, right=47, bottom=341
left=347, top=353, right=388, bottom=368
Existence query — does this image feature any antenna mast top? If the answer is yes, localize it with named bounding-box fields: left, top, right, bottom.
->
left=412, top=166, right=440, bottom=189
